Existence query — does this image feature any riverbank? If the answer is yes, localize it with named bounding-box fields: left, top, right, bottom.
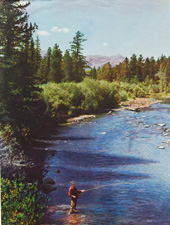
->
left=120, top=98, right=163, bottom=111
left=66, top=98, right=163, bottom=123
left=0, top=97, right=166, bottom=169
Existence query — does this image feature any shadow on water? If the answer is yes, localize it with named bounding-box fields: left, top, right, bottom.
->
left=58, top=150, right=157, bottom=168
left=49, top=136, right=96, bottom=141
left=5, top=101, right=170, bottom=224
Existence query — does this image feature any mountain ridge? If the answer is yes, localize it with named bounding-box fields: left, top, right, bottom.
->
left=86, top=54, right=125, bottom=68
left=41, top=51, right=125, bottom=68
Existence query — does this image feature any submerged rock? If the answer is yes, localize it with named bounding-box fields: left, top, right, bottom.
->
left=157, top=146, right=165, bottom=149
left=42, top=177, right=56, bottom=194
left=166, top=140, right=170, bottom=144
left=44, top=177, right=55, bottom=185
left=165, top=128, right=170, bottom=132
left=42, top=184, right=57, bottom=194
left=157, top=124, right=166, bottom=127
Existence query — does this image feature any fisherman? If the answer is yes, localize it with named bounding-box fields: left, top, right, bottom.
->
left=68, top=181, right=85, bottom=213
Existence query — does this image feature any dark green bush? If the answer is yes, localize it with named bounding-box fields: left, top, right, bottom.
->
left=1, top=177, right=48, bottom=225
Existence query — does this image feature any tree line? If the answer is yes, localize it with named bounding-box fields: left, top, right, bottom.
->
left=0, top=0, right=169, bottom=142
left=91, top=54, right=170, bottom=93
left=0, top=1, right=88, bottom=141
left=36, top=31, right=87, bottom=84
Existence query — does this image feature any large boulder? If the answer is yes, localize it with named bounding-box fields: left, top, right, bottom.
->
left=42, top=177, right=56, bottom=194
left=44, top=177, right=55, bottom=185
left=42, top=184, right=57, bottom=194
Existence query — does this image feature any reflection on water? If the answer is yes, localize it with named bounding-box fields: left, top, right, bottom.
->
left=18, top=103, right=170, bottom=224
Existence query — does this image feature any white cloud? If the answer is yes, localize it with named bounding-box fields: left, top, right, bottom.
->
left=103, top=42, right=109, bottom=46
left=51, top=26, right=70, bottom=33
left=38, top=30, right=51, bottom=36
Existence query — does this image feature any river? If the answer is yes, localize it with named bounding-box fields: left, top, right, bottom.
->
left=22, top=101, right=170, bottom=224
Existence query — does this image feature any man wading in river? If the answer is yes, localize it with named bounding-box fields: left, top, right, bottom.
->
left=68, top=181, right=85, bottom=213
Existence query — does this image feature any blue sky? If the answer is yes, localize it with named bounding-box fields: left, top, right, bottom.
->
left=27, top=0, right=170, bottom=59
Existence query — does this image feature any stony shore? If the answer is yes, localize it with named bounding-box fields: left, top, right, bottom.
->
left=0, top=98, right=164, bottom=168
left=66, top=98, right=163, bottom=123
left=120, top=98, right=162, bottom=111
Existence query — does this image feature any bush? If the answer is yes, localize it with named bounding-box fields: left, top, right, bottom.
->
left=119, top=90, right=128, bottom=101
left=1, top=177, right=48, bottom=225
left=79, top=78, right=101, bottom=112
left=79, top=78, right=119, bottom=113
left=41, top=82, right=70, bottom=121
left=118, top=82, right=147, bottom=99
left=41, top=78, right=120, bottom=118
left=60, top=82, right=84, bottom=115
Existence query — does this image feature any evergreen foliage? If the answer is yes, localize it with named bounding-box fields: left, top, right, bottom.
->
left=62, top=50, right=74, bottom=82
left=48, top=44, right=62, bottom=83
left=0, top=0, right=45, bottom=141
left=0, top=0, right=170, bottom=144
left=70, top=31, right=88, bottom=82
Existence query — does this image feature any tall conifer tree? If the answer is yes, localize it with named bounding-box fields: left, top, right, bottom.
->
left=49, top=44, right=62, bottom=83
left=70, top=31, right=87, bottom=82
left=0, top=0, right=45, bottom=139
left=62, top=50, right=73, bottom=82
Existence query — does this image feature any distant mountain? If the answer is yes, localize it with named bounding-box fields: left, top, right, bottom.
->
left=86, top=54, right=125, bottom=68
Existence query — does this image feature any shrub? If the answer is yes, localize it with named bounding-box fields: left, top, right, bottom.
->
left=41, top=79, right=120, bottom=119
left=60, top=82, right=84, bottom=115
left=118, top=82, right=147, bottom=99
left=1, top=177, right=48, bottom=225
left=41, top=82, right=70, bottom=120
left=119, top=90, right=128, bottom=101
left=79, top=78, right=119, bottom=113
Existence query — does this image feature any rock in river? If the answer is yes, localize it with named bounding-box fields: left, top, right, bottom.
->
left=42, top=177, right=56, bottom=194
left=44, top=177, right=55, bottom=185
left=157, top=146, right=165, bottom=149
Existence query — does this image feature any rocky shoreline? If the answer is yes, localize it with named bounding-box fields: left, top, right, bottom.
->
left=120, top=98, right=162, bottom=112
left=0, top=98, right=165, bottom=169
left=66, top=98, right=163, bottom=123
left=66, top=114, right=96, bottom=124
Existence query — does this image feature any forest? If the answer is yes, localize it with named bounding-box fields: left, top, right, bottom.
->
left=1, top=1, right=170, bottom=224
left=1, top=1, right=170, bottom=144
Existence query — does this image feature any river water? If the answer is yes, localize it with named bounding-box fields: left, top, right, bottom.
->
left=24, top=102, right=170, bottom=224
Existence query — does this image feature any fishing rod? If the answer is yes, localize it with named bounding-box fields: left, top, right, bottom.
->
left=84, top=181, right=133, bottom=192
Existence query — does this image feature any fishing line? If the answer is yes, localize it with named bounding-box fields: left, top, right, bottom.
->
left=84, top=182, right=133, bottom=192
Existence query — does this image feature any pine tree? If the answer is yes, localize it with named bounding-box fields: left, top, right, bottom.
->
left=143, top=57, right=150, bottom=80
left=89, top=67, right=97, bottom=79
left=34, top=35, right=41, bottom=72
left=97, top=62, right=113, bottom=81
left=70, top=31, right=87, bottom=82
left=136, top=54, right=144, bottom=82
left=149, top=57, right=157, bottom=80
left=0, top=0, right=45, bottom=140
left=129, top=54, right=137, bottom=81
left=36, top=56, right=47, bottom=83
left=49, top=44, right=62, bottom=83
left=62, top=50, right=73, bottom=82
left=46, top=47, right=52, bottom=80
left=165, top=57, right=170, bottom=85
